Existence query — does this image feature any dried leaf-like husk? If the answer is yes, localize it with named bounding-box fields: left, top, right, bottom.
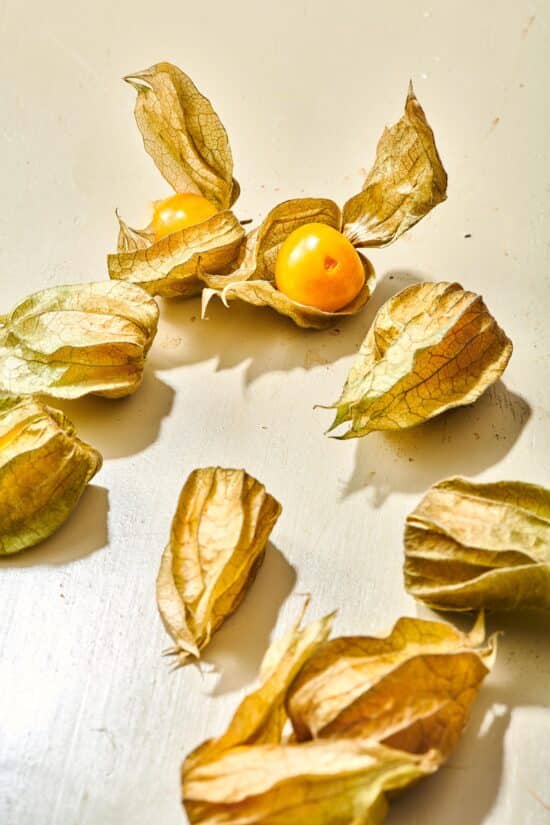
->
left=404, top=477, right=550, bottom=611
left=327, top=281, right=512, bottom=438
left=125, top=62, right=238, bottom=211
left=0, top=397, right=102, bottom=554
left=183, top=738, right=436, bottom=825
left=201, top=198, right=375, bottom=328
left=108, top=210, right=245, bottom=298
left=287, top=614, right=495, bottom=764
left=0, top=281, right=159, bottom=399
left=189, top=609, right=335, bottom=767
left=343, top=83, right=447, bottom=247
left=183, top=611, right=437, bottom=824
left=156, top=467, right=282, bottom=667
left=116, top=210, right=155, bottom=253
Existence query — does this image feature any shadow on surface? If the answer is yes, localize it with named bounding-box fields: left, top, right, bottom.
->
left=0, top=485, right=109, bottom=567
left=386, top=687, right=510, bottom=825
left=148, top=269, right=426, bottom=385
left=55, top=371, right=175, bottom=459
left=202, top=543, right=296, bottom=695
left=341, top=382, right=531, bottom=505
left=387, top=607, right=549, bottom=825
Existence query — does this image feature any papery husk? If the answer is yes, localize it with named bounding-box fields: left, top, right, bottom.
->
left=343, top=83, right=447, bottom=247
left=287, top=614, right=495, bottom=764
left=327, top=281, right=512, bottom=438
left=109, top=210, right=245, bottom=298
left=0, top=397, right=102, bottom=554
left=157, top=467, right=282, bottom=667
left=183, top=738, right=437, bottom=825
left=125, top=62, right=238, bottom=210
left=0, top=281, right=159, bottom=399
left=404, top=477, right=550, bottom=611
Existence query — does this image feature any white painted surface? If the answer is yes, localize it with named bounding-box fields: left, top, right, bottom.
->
left=0, top=1, right=549, bottom=823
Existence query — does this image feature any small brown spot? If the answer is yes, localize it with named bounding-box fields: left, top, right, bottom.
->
left=324, top=256, right=338, bottom=271
left=189, top=315, right=196, bottom=322
left=489, top=116, right=501, bottom=132
left=329, top=327, right=341, bottom=336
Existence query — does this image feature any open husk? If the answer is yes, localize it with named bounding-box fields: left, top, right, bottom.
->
left=109, top=62, right=243, bottom=297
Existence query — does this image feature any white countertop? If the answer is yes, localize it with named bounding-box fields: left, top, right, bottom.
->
left=1, top=1, right=548, bottom=823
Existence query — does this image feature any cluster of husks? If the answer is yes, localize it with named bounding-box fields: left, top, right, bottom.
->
left=182, top=611, right=495, bottom=823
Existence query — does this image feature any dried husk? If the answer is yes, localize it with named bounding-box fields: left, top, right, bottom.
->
left=108, top=62, right=244, bottom=298
left=188, top=609, right=335, bottom=765
left=404, top=477, right=550, bottom=611
left=125, top=62, right=238, bottom=210
left=287, top=614, right=495, bottom=763
left=0, top=397, right=102, bottom=555
left=182, top=610, right=437, bottom=824
left=201, top=198, right=375, bottom=329
left=0, top=281, right=159, bottom=399
left=343, top=83, right=447, bottom=247
left=156, top=467, right=282, bottom=667
left=115, top=211, right=155, bottom=253
left=327, top=281, right=512, bottom=438
left=184, top=739, right=436, bottom=825
left=200, top=85, right=447, bottom=328
left=108, top=210, right=245, bottom=298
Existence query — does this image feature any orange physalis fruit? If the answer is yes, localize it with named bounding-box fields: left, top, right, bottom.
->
left=275, top=223, right=365, bottom=312
left=151, top=193, right=218, bottom=240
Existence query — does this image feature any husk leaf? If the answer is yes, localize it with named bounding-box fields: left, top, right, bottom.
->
left=0, top=397, right=102, bottom=554
left=327, top=281, right=512, bottom=438
left=0, top=281, right=159, bottom=399
left=343, top=83, right=447, bottom=247
left=404, top=476, right=550, bottom=611
left=124, top=62, right=238, bottom=210
left=156, top=467, right=282, bottom=667
left=183, top=738, right=436, bottom=825
left=108, top=210, right=245, bottom=298
left=287, top=614, right=495, bottom=763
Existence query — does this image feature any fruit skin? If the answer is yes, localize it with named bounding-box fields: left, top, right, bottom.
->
left=151, top=193, right=218, bottom=239
left=275, top=223, right=365, bottom=312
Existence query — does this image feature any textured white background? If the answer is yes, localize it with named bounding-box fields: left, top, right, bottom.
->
left=0, top=1, right=549, bottom=823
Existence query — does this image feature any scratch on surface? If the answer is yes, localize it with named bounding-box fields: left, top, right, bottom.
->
left=525, top=784, right=550, bottom=811
left=521, top=15, right=536, bottom=39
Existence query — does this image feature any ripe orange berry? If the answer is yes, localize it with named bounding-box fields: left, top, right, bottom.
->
left=275, top=223, right=365, bottom=312
left=151, top=193, right=218, bottom=239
